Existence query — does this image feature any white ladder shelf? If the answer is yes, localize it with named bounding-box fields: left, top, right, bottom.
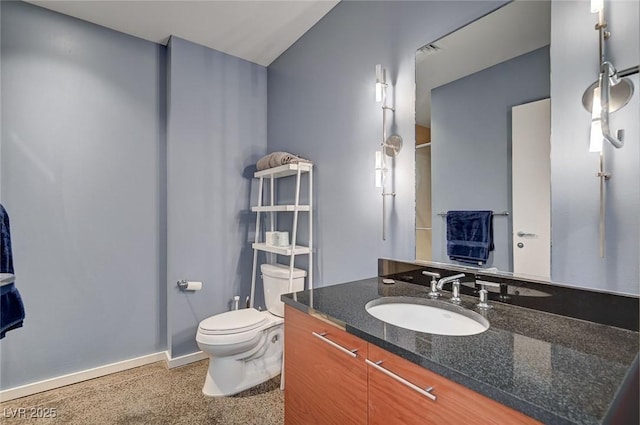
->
left=249, top=162, right=313, bottom=308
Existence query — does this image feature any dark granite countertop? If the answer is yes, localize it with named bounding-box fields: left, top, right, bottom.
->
left=282, top=277, right=639, bottom=425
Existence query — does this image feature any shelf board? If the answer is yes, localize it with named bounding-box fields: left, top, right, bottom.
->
left=254, top=162, right=313, bottom=179
left=252, top=243, right=311, bottom=256
left=251, top=205, right=310, bottom=212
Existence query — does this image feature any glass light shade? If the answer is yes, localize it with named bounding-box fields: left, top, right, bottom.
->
left=375, top=83, right=383, bottom=103
left=375, top=151, right=383, bottom=187
left=375, top=169, right=383, bottom=188
left=589, top=87, right=603, bottom=153
left=589, top=121, right=603, bottom=153
left=590, top=0, right=603, bottom=13
left=375, top=64, right=384, bottom=102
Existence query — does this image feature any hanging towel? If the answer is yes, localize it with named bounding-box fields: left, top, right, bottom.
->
left=0, top=203, right=25, bottom=339
left=256, top=152, right=312, bottom=171
left=446, top=210, right=494, bottom=265
left=1, top=281, right=25, bottom=339
left=1, top=203, right=13, bottom=274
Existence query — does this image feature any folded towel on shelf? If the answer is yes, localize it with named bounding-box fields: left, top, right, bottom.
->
left=0, top=203, right=25, bottom=339
left=256, top=152, right=311, bottom=171
left=446, top=210, right=494, bottom=265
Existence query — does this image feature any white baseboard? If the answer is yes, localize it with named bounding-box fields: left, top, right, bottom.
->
left=165, top=350, right=208, bottom=369
left=0, top=351, right=166, bottom=402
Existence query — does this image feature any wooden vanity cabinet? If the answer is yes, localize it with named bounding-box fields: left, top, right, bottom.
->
left=367, top=343, right=541, bottom=425
left=284, top=305, right=368, bottom=425
left=284, top=305, right=541, bottom=425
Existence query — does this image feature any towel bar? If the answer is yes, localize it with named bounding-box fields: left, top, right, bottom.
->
left=437, top=211, right=509, bottom=217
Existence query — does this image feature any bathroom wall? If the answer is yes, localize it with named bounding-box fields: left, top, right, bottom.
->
left=166, top=36, right=267, bottom=357
left=1, top=2, right=268, bottom=387
left=430, top=46, right=550, bottom=271
left=550, top=0, right=639, bottom=294
left=0, top=1, right=166, bottom=389
left=269, top=0, right=638, bottom=295
left=268, top=0, right=507, bottom=287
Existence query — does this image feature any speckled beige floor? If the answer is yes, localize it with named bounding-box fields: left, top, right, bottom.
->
left=0, top=360, right=284, bottom=425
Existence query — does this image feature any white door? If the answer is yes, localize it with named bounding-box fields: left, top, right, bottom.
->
left=511, top=98, right=551, bottom=279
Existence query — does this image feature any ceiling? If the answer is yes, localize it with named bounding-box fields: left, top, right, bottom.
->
left=415, top=0, right=551, bottom=126
left=26, top=0, right=340, bottom=66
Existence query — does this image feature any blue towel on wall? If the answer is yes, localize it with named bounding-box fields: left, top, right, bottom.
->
left=1, top=203, right=14, bottom=274
left=1, top=282, right=25, bottom=339
left=1, top=203, right=25, bottom=339
left=446, top=210, right=494, bottom=265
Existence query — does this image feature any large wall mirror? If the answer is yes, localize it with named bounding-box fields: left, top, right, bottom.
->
left=414, top=0, right=639, bottom=295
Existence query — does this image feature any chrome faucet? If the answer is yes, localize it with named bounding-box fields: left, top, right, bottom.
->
left=475, top=279, right=501, bottom=309
left=421, top=270, right=441, bottom=298
left=436, top=273, right=465, bottom=304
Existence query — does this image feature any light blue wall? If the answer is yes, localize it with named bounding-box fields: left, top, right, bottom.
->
left=268, top=0, right=507, bottom=287
left=270, top=0, right=638, bottom=295
left=166, top=36, right=267, bottom=357
left=550, top=0, right=639, bottom=295
left=0, top=2, right=268, bottom=386
left=0, top=1, right=166, bottom=389
left=431, top=46, right=550, bottom=271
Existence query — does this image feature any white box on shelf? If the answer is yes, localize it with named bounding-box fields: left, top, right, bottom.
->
left=275, top=232, right=289, bottom=247
left=265, top=232, right=277, bottom=245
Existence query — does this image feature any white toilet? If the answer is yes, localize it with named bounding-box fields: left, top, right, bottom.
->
left=196, top=263, right=306, bottom=396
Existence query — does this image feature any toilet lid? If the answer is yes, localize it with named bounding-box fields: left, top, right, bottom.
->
left=198, top=308, right=268, bottom=335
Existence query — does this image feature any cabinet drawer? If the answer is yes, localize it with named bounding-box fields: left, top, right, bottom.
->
left=285, top=305, right=367, bottom=425
left=367, top=343, right=541, bottom=425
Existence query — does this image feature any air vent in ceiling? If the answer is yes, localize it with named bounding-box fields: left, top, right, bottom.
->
left=417, top=43, right=443, bottom=56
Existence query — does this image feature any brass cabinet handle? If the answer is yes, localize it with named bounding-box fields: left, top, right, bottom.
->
left=366, top=359, right=437, bottom=401
left=312, top=332, right=358, bottom=358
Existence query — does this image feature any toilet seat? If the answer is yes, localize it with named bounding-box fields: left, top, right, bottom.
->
left=197, top=309, right=283, bottom=349
left=198, top=308, right=268, bottom=335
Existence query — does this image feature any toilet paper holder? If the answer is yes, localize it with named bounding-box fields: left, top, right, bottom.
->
left=177, top=280, right=202, bottom=291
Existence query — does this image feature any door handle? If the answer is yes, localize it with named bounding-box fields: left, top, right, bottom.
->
left=517, top=231, right=536, bottom=237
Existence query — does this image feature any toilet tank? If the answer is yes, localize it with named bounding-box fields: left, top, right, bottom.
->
left=260, top=263, right=306, bottom=317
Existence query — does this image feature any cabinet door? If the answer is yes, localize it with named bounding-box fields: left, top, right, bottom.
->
left=368, top=343, right=541, bottom=425
left=284, top=305, right=367, bottom=425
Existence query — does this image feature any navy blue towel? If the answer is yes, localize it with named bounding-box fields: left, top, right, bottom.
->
left=1, top=203, right=13, bottom=274
left=0, top=203, right=25, bottom=339
left=446, top=210, right=494, bottom=265
left=1, top=282, right=25, bottom=339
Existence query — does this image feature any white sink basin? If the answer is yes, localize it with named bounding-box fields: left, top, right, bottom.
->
left=365, top=297, right=489, bottom=336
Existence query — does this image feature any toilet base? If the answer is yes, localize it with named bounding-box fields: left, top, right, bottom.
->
left=201, top=326, right=283, bottom=397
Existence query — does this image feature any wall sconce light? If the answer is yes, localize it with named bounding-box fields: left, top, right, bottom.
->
left=581, top=0, right=638, bottom=257
left=375, top=64, right=402, bottom=240
left=582, top=0, right=636, bottom=151
left=583, top=63, right=635, bottom=152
